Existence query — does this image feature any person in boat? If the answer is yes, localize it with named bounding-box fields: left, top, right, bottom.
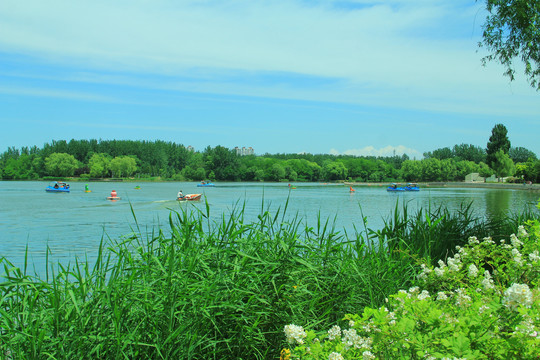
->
left=177, top=190, right=184, bottom=199
left=54, top=183, right=59, bottom=189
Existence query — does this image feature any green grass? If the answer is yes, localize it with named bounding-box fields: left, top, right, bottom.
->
left=0, top=199, right=537, bottom=359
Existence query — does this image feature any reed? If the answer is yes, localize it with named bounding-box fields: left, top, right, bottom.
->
left=0, top=199, right=537, bottom=359
left=370, top=200, right=538, bottom=266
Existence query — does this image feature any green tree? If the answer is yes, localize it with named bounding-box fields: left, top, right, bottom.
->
left=478, top=162, right=493, bottom=181
left=453, top=144, right=487, bottom=163
left=492, top=149, right=516, bottom=180
left=479, top=0, right=540, bottom=90
left=508, top=146, right=537, bottom=163
left=455, top=160, right=479, bottom=180
left=440, top=159, right=458, bottom=181
left=88, top=153, right=111, bottom=178
left=254, top=169, right=265, bottom=182
left=45, top=153, right=79, bottom=177
left=203, top=146, right=239, bottom=181
left=269, top=163, right=286, bottom=181
left=322, top=161, right=347, bottom=181
left=401, top=160, right=422, bottom=182
left=486, top=124, right=511, bottom=169
left=515, top=157, right=540, bottom=181
left=109, top=156, right=138, bottom=178
left=32, top=156, right=46, bottom=178
left=421, top=158, right=443, bottom=181
left=423, top=147, right=453, bottom=160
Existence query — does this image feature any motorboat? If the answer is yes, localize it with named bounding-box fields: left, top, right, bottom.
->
left=177, top=194, right=202, bottom=201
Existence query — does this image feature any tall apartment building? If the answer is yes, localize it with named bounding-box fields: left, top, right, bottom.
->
left=234, top=146, right=254, bottom=156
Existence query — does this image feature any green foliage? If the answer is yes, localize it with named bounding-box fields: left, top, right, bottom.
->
left=423, top=144, right=487, bottom=164
left=479, top=0, right=540, bottom=90
left=453, top=143, right=487, bottom=163
left=509, top=146, right=538, bottom=163
left=44, top=152, right=80, bottom=177
left=88, top=153, right=111, bottom=178
left=322, top=161, right=348, bottom=181
left=516, top=157, right=540, bottom=181
left=0, top=138, right=538, bottom=182
left=493, top=149, right=516, bottom=179
left=109, top=155, right=138, bottom=178
left=486, top=123, right=511, bottom=169
left=285, top=220, right=540, bottom=359
left=203, top=145, right=240, bottom=181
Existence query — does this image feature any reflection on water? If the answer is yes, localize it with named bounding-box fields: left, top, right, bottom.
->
left=484, top=189, right=512, bottom=221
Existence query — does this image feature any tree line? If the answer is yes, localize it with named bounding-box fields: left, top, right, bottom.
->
left=0, top=126, right=538, bottom=183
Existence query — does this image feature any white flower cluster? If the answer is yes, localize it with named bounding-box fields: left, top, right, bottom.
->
left=468, top=236, right=479, bottom=245
left=362, top=350, right=376, bottom=360
left=512, top=248, right=523, bottom=266
left=328, top=352, right=344, bottom=360
left=447, top=256, right=462, bottom=272
left=503, top=283, right=533, bottom=311
left=517, top=225, right=528, bottom=238
left=529, top=250, right=540, bottom=263
left=342, top=328, right=372, bottom=351
left=284, top=324, right=307, bottom=345
left=436, top=292, right=448, bottom=301
left=510, top=233, right=523, bottom=248
left=454, top=288, right=472, bottom=307
left=482, top=236, right=495, bottom=245
left=418, top=264, right=432, bottom=280
left=418, top=290, right=431, bottom=301
left=429, top=253, right=463, bottom=278
left=516, top=315, right=537, bottom=337
left=468, top=264, right=478, bottom=278
left=481, top=270, right=495, bottom=290
left=327, top=325, right=341, bottom=340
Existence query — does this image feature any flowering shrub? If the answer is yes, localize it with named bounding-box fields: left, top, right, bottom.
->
left=283, top=221, right=540, bottom=359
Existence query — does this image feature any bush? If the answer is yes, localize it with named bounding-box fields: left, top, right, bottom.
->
left=283, top=221, right=540, bottom=359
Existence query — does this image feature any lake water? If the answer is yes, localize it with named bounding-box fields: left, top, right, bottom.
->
left=1, top=181, right=538, bottom=276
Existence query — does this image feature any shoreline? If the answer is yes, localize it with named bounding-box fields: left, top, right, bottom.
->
left=344, top=181, right=540, bottom=191
left=3, top=178, right=540, bottom=191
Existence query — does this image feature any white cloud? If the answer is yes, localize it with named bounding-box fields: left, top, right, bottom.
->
left=0, top=0, right=538, bottom=116
left=330, top=145, right=422, bottom=158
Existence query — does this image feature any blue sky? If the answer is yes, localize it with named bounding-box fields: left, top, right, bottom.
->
left=1, top=0, right=539, bottom=158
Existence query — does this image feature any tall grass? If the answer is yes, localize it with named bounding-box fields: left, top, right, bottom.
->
left=371, top=200, right=538, bottom=265
left=0, top=199, right=537, bottom=359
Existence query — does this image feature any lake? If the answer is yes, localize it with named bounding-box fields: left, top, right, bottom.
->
left=1, top=181, right=538, bottom=276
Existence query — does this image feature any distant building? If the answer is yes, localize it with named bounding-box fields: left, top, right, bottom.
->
left=234, top=146, right=254, bottom=156
left=465, top=173, right=483, bottom=182
left=187, top=145, right=194, bottom=152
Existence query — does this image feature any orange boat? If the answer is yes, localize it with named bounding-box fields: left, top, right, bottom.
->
left=177, top=193, right=202, bottom=201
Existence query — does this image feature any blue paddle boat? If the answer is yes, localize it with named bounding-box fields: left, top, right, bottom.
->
left=197, top=181, right=215, bottom=187
left=387, top=183, right=405, bottom=192
left=46, top=181, right=70, bottom=193
left=405, top=183, right=420, bottom=191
